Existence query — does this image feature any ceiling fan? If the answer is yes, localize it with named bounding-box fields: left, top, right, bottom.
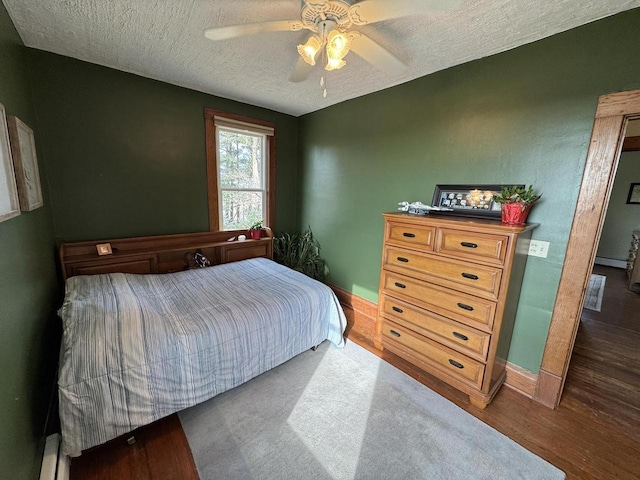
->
left=204, top=0, right=458, bottom=92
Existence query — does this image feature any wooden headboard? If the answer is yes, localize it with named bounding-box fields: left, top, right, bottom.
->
left=59, top=229, right=274, bottom=280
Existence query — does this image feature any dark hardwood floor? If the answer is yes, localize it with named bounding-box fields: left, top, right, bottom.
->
left=580, top=265, right=640, bottom=332
left=70, top=267, right=640, bottom=479
left=562, top=265, right=640, bottom=444
left=70, top=414, right=198, bottom=480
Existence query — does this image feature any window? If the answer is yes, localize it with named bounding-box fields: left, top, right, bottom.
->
left=205, top=110, right=276, bottom=231
left=217, top=127, right=266, bottom=230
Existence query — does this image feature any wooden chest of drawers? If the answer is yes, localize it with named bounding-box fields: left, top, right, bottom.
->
left=376, top=213, right=537, bottom=408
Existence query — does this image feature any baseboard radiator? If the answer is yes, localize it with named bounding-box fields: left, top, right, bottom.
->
left=39, top=434, right=70, bottom=480
left=594, top=256, right=626, bottom=269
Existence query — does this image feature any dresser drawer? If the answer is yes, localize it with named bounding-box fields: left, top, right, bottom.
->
left=381, top=271, right=496, bottom=331
left=380, top=295, right=490, bottom=361
left=385, top=221, right=435, bottom=251
left=381, top=319, right=484, bottom=389
left=436, top=228, right=508, bottom=265
left=383, top=245, right=502, bottom=299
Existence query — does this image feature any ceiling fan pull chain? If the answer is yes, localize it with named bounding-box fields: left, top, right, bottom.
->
left=321, top=30, right=328, bottom=98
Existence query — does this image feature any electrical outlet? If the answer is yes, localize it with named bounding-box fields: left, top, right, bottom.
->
left=528, top=240, right=549, bottom=258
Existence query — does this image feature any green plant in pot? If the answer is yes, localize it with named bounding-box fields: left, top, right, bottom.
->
left=493, top=185, right=542, bottom=225
left=249, top=220, right=264, bottom=240
left=273, top=227, right=328, bottom=282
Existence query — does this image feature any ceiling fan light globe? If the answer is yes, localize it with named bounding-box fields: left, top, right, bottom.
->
left=297, top=35, right=322, bottom=66
left=326, top=30, right=351, bottom=60
left=325, top=57, right=346, bottom=71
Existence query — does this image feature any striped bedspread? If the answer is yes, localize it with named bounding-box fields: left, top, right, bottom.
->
left=58, top=258, right=346, bottom=456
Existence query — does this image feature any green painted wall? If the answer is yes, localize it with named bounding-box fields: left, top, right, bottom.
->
left=597, top=151, right=640, bottom=261
left=2, top=9, right=639, bottom=478
left=0, top=4, right=59, bottom=479
left=28, top=50, right=299, bottom=242
left=298, top=9, right=640, bottom=373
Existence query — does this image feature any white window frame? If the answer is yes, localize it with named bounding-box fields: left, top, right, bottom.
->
left=216, top=125, right=268, bottom=231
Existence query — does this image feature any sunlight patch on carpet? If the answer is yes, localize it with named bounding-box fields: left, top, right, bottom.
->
left=178, top=341, right=566, bottom=479
left=288, top=347, right=379, bottom=479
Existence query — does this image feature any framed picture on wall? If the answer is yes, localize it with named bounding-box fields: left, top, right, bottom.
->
left=0, top=103, right=21, bottom=223
left=7, top=115, right=43, bottom=211
left=627, top=183, right=640, bottom=204
left=431, top=184, right=524, bottom=219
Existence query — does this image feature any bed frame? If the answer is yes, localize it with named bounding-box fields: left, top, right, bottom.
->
left=59, top=229, right=274, bottom=280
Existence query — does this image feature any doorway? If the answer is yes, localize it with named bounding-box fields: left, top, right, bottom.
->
left=561, top=121, right=640, bottom=434
left=534, top=89, right=640, bottom=408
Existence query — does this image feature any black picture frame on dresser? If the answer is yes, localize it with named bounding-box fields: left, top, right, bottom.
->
left=431, top=184, right=525, bottom=219
left=626, top=183, right=640, bottom=204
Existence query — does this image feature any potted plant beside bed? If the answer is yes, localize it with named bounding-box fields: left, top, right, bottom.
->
left=249, top=220, right=264, bottom=240
left=494, top=185, right=542, bottom=225
left=273, top=227, right=328, bottom=282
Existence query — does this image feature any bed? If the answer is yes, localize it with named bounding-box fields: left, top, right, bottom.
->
left=57, top=232, right=347, bottom=457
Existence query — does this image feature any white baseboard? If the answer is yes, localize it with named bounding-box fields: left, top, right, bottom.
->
left=594, top=257, right=626, bottom=269
left=39, top=434, right=70, bottom=480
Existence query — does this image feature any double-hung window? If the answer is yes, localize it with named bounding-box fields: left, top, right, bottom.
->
left=205, top=110, right=275, bottom=231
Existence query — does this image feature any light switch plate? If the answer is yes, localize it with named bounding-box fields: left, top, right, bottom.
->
left=528, top=240, right=549, bottom=258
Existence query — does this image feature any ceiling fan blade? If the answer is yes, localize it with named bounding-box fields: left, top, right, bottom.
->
left=204, top=20, right=303, bottom=41
left=289, top=57, right=314, bottom=83
left=348, top=0, right=459, bottom=26
left=348, top=32, right=406, bottom=76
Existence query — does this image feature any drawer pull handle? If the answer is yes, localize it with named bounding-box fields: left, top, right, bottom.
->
left=392, top=306, right=404, bottom=313
left=460, top=242, right=478, bottom=248
left=461, top=272, right=479, bottom=280
left=453, top=332, right=469, bottom=341
left=457, top=302, right=474, bottom=311
left=394, top=282, right=406, bottom=289
left=389, top=330, right=401, bottom=338
left=448, top=359, right=465, bottom=369
left=397, top=257, right=409, bottom=263
left=403, top=232, right=416, bottom=238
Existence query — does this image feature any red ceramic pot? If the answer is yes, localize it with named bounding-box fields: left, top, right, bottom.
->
left=249, top=229, right=262, bottom=240
left=501, top=202, right=531, bottom=225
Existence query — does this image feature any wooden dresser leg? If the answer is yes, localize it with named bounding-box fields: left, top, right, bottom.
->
left=373, top=333, right=384, bottom=351
left=469, top=397, right=488, bottom=410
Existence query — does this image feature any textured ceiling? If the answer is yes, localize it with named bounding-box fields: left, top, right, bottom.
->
left=4, top=0, right=640, bottom=116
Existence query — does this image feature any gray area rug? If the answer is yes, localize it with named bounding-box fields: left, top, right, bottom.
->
left=179, top=341, right=565, bottom=480
left=584, top=274, right=606, bottom=312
